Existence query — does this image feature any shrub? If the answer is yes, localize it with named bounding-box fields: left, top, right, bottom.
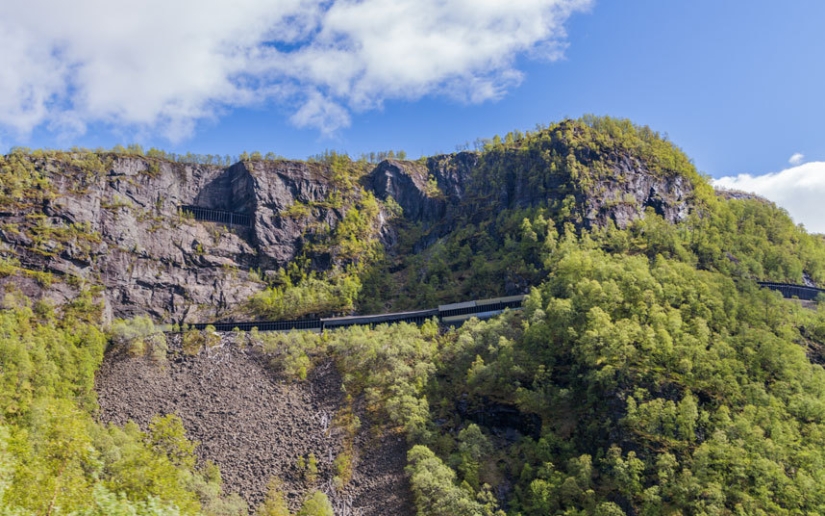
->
left=296, top=491, right=333, bottom=516
left=109, top=316, right=167, bottom=360
left=181, top=329, right=204, bottom=356
left=256, top=478, right=290, bottom=516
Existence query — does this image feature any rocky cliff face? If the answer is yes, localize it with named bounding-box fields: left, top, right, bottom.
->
left=371, top=149, right=693, bottom=235
left=0, top=145, right=695, bottom=323
left=0, top=154, right=404, bottom=323
left=1, top=157, right=260, bottom=323
left=579, top=154, right=692, bottom=228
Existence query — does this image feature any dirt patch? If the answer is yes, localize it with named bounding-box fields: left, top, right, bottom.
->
left=95, top=335, right=414, bottom=515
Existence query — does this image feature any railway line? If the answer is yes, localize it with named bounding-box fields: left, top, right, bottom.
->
left=182, top=295, right=525, bottom=333
left=757, top=282, right=825, bottom=301
left=176, top=284, right=823, bottom=335
left=177, top=206, right=823, bottom=332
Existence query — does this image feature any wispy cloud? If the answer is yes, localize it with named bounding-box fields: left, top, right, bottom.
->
left=789, top=153, right=805, bottom=165
left=0, top=0, right=591, bottom=141
left=714, top=161, right=825, bottom=234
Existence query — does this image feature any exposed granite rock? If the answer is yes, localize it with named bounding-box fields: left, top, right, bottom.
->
left=370, top=150, right=692, bottom=234
left=96, top=339, right=415, bottom=514
left=0, top=146, right=697, bottom=323
left=580, top=155, right=692, bottom=229
left=6, top=156, right=405, bottom=323
left=426, top=151, right=477, bottom=205
left=40, top=159, right=262, bottom=323
left=242, top=160, right=337, bottom=268
left=369, top=160, right=445, bottom=225
left=368, top=154, right=481, bottom=250
left=715, top=188, right=771, bottom=203
left=368, top=153, right=479, bottom=226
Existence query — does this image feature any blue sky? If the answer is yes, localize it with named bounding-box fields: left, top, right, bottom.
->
left=2, top=0, right=824, bottom=229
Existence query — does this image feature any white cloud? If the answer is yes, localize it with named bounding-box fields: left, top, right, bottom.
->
left=0, top=0, right=590, bottom=140
left=789, top=153, right=805, bottom=165
left=290, top=90, right=352, bottom=135
left=714, top=161, right=825, bottom=234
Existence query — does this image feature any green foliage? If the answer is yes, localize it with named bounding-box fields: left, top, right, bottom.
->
left=253, top=330, right=322, bottom=381
left=70, top=485, right=183, bottom=516
left=454, top=424, right=493, bottom=490
left=7, top=119, right=825, bottom=515
left=424, top=175, right=443, bottom=199
left=247, top=168, right=385, bottom=320
left=304, top=453, right=318, bottom=484
left=181, top=328, right=220, bottom=356
left=0, top=285, right=237, bottom=515
left=328, top=323, right=437, bottom=442
left=327, top=191, right=383, bottom=264
left=0, top=294, right=106, bottom=418
left=332, top=451, right=353, bottom=490
left=376, top=116, right=718, bottom=310
left=0, top=151, right=58, bottom=209
left=383, top=115, right=825, bottom=312
left=473, top=115, right=709, bottom=215
left=418, top=227, right=825, bottom=515
left=149, top=415, right=198, bottom=470
left=383, top=203, right=560, bottom=311
left=248, top=275, right=361, bottom=320
left=181, top=329, right=204, bottom=356
left=282, top=200, right=313, bottom=220
left=295, top=491, right=333, bottom=516
left=110, top=316, right=168, bottom=361
left=382, top=195, right=404, bottom=218
left=680, top=195, right=825, bottom=284
left=255, top=478, right=290, bottom=516
left=357, top=149, right=408, bottom=163
left=406, top=446, right=501, bottom=516
left=346, top=157, right=825, bottom=515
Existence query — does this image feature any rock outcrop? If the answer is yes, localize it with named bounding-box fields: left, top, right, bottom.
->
left=0, top=144, right=696, bottom=323
left=371, top=150, right=693, bottom=233
left=96, top=338, right=415, bottom=514
left=10, top=158, right=264, bottom=323
left=241, top=160, right=338, bottom=268
left=579, top=155, right=692, bottom=228
left=369, top=160, right=443, bottom=225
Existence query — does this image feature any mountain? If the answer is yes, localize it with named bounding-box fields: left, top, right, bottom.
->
left=0, top=118, right=696, bottom=324
left=2, top=116, right=825, bottom=516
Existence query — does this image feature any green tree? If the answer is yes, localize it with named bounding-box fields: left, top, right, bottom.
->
left=407, top=445, right=487, bottom=516
left=256, top=478, right=290, bottom=516
left=296, top=491, right=333, bottom=516
left=149, top=414, right=198, bottom=469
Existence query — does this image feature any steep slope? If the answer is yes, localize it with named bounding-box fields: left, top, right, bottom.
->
left=4, top=116, right=825, bottom=516
left=0, top=153, right=380, bottom=323
left=0, top=119, right=702, bottom=325
left=96, top=337, right=414, bottom=515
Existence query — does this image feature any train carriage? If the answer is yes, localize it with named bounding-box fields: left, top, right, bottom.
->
left=177, top=295, right=527, bottom=335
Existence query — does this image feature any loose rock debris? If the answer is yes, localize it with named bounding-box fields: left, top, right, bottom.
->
left=96, top=337, right=414, bottom=515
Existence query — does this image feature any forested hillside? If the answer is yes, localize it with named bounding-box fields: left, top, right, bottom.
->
left=2, top=117, right=825, bottom=515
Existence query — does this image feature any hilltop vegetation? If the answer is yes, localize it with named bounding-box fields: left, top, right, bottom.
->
left=364, top=116, right=824, bottom=312
left=2, top=117, right=825, bottom=514
left=251, top=201, right=825, bottom=515
left=415, top=231, right=825, bottom=515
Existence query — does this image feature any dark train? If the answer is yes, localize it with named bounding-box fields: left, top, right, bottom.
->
left=175, top=200, right=822, bottom=334
left=183, top=295, right=526, bottom=333
left=757, top=282, right=825, bottom=301
left=180, top=283, right=824, bottom=334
